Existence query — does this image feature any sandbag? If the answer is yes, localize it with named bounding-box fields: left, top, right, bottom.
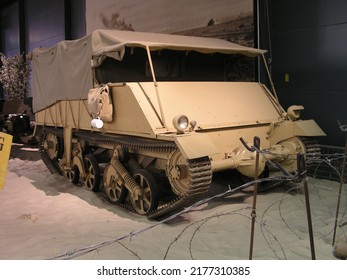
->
left=87, top=85, right=113, bottom=122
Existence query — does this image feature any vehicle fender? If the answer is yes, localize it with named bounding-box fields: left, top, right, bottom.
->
left=270, top=119, right=325, bottom=145
left=293, top=119, right=326, bottom=137
left=175, top=133, right=219, bottom=159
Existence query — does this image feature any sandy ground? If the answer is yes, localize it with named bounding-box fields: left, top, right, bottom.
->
left=0, top=144, right=346, bottom=260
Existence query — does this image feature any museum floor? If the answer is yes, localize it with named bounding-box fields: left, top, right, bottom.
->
left=0, top=143, right=346, bottom=260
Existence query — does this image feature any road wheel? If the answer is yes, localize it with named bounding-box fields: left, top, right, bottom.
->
left=130, top=169, right=159, bottom=215
left=82, top=154, right=101, bottom=192
left=103, top=164, right=128, bottom=203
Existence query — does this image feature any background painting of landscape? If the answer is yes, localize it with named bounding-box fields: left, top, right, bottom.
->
left=86, top=0, right=254, bottom=47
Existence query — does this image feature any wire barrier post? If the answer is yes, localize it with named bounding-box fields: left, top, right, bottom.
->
left=297, top=153, right=316, bottom=260
left=332, top=120, right=347, bottom=245
left=240, top=136, right=260, bottom=260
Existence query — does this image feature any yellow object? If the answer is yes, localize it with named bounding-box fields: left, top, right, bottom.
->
left=0, top=132, right=13, bottom=190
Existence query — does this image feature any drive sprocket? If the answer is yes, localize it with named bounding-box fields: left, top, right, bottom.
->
left=166, top=150, right=212, bottom=196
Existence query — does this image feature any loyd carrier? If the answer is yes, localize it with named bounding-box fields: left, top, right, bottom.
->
left=31, top=30, right=325, bottom=218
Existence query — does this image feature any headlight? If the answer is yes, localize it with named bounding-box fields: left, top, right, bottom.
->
left=287, top=105, right=304, bottom=120
left=173, top=114, right=189, bottom=134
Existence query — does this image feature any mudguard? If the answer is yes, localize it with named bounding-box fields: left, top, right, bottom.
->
left=293, top=119, right=326, bottom=136
left=175, top=133, right=219, bottom=159
left=270, top=119, right=326, bottom=145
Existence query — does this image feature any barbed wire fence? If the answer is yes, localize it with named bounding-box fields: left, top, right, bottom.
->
left=47, top=146, right=347, bottom=260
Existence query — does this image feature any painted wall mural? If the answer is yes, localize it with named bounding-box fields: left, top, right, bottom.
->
left=86, top=0, right=254, bottom=47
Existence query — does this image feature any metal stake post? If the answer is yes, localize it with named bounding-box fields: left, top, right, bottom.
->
left=249, top=138, right=260, bottom=259
left=297, top=153, right=316, bottom=260
left=333, top=120, right=347, bottom=245
left=240, top=136, right=260, bottom=260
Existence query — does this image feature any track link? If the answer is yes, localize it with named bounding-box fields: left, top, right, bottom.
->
left=39, top=127, right=64, bottom=175
left=73, top=131, right=212, bottom=219
left=300, top=137, right=322, bottom=167
left=40, top=130, right=318, bottom=219
left=74, top=131, right=176, bottom=153
left=40, top=150, right=63, bottom=175
left=148, top=156, right=212, bottom=219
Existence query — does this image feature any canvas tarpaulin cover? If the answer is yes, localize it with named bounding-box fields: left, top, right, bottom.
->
left=31, top=29, right=265, bottom=112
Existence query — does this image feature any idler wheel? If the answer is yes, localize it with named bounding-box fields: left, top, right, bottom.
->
left=166, top=150, right=190, bottom=196
left=82, top=154, right=101, bottom=192
left=130, top=169, right=159, bottom=215
left=42, top=132, right=62, bottom=161
left=103, top=164, right=128, bottom=203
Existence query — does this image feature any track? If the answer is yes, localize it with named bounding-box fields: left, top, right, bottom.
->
left=148, top=156, right=212, bottom=219
left=40, top=129, right=212, bottom=219
left=39, top=129, right=320, bottom=219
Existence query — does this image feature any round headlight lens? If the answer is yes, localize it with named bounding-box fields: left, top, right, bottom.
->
left=287, top=105, right=304, bottom=120
left=173, top=114, right=189, bottom=133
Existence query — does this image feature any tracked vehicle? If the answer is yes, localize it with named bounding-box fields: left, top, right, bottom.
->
left=31, top=30, right=325, bottom=218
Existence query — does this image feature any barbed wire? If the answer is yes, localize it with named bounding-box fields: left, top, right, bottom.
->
left=46, top=149, right=347, bottom=260
left=47, top=174, right=290, bottom=260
